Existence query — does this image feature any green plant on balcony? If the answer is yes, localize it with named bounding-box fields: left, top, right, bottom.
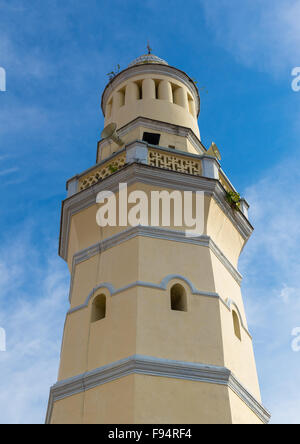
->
left=225, top=190, right=241, bottom=210
left=108, top=163, right=118, bottom=173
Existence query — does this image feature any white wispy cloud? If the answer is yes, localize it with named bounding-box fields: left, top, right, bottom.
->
left=199, top=0, right=300, bottom=423
left=279, top=286, right=298, bottom=304
left=0, top=31, right=53, bottom=81
left=0, top=167, right=19, bottom=176
left=0, top=155, right=10, bottom=162
left=239, top=156, right=300, bottom=424
left=0, top=227, right=69, bottom=424
left=0, top=105, right=49, bottom=135
left=202, top=0, right=300, bottom=75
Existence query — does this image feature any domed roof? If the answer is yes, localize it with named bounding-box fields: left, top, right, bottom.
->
left=128, top=53, right=168, bottom=68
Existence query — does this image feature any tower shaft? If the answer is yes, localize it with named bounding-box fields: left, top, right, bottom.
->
left=47, top=54, right=270, bottom=424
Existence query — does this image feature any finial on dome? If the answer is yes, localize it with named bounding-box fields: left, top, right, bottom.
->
left=147, top=41, right=152, bottom=55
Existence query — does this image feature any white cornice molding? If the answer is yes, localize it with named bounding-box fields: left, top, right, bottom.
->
left=59, top=164, right=253, bottom=261
left=101, top=64, right=200, bottom=117
left=45, top=355, right=271, bottom=424
left=70, top=226, right=242, bottom=286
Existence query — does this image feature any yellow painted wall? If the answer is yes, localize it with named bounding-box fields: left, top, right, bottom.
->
left=98, top=125, right=199, bottom=162
left=51, top=375, right=135, bottom=424
left=228, top=390, right=263, bottom=424
left=104, top=73, right=199, bottom=139
left=66, top=185, right=244, bottom=270
left=50, top=392, right=84, bottom=425
left=134, top=375, right=232, bottom=424
left=50, top=375, right=263, bottom=424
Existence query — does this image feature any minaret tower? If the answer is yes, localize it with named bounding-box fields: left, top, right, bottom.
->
left=46, top=52, right=270, bottom=424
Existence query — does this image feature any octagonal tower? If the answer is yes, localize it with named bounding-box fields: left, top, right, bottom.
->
left=46, top=52, right=270, bottom=424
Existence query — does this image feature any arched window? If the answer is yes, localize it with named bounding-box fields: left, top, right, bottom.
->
left=170, top=284, right=187, bottom=312
left=91, top=294, right=106, bottom=322
left=232, top=310, right=241, bottom=340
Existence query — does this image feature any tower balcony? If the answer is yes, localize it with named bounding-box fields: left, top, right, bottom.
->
left=61, top=139, right=252, bottom=269
left=66, top=140, right=249, bottom=220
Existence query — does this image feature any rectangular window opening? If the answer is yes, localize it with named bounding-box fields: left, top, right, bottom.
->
left=142, top=132, right=161, bottom=145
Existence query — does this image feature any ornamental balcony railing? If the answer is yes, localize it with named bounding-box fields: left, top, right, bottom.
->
left=75, top=142, right=207, bottom=194
left=148, top=147, right=202, bottom=176
left=78, top=151, right=126, bottom=192
left=67, top=140, right=247, bottom=216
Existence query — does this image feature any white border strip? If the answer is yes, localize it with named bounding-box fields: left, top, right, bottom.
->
left=46, top=355, right=271, bottom=424
left=72, top=226, right=242, bottom=285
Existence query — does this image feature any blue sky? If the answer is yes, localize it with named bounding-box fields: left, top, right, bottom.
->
left=0, top=0, right=299, bottom=424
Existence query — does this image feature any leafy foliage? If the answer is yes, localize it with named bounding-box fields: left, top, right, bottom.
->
left=225, top=190, right=241, bottom=210
left=108, top=163, right=118, bottom=173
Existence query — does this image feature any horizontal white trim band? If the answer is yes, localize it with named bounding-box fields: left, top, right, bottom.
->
left=72, top=226, right=242, bottom=285
left=46, top=355, right=270, bottom=424
left=59, top=163, right=253, bottom=260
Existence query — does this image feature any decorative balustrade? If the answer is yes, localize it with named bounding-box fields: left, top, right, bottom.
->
left=78, top=152, right=126, bottom=191
left=148, top=148, right=202, bottom=176
left=76, top=143, right=234, bottom=196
